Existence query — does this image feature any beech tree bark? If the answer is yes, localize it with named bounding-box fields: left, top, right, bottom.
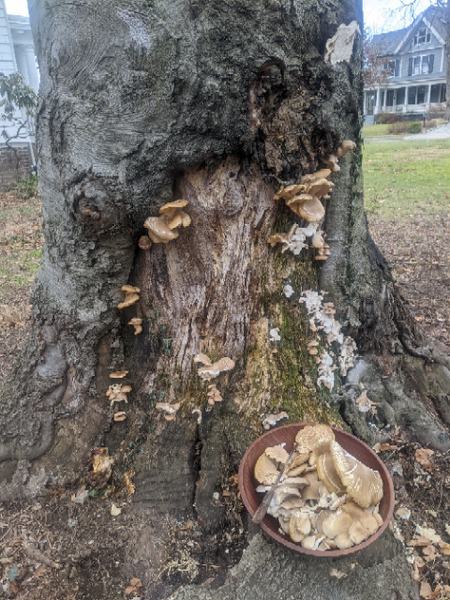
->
left=1, top=0, right=450, bottom=597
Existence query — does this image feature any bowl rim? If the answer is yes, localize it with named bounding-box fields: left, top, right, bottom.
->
left=238, top=422, right=395, bottom=557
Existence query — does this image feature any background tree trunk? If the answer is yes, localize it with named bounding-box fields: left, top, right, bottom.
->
left=1, top=0, right=449, bottom=597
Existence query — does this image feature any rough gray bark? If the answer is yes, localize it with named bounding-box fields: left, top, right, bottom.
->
left=0, top=0, right=449, bottom=597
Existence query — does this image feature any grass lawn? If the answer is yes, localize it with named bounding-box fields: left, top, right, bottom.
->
left=363, top=139, right=450, bottom=218
left=363, top=124, right=394, bottom=138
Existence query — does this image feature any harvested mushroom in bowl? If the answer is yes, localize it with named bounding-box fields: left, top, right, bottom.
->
left=238, top=423, right=394, bottom=556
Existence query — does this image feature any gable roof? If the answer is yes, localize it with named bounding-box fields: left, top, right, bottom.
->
left=370, top=5, right=446, bottom=57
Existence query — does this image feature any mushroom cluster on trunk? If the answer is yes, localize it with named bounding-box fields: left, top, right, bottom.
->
left=269, top=141, right=355, bottom=261
left=253, top=424, right=384, bottom=550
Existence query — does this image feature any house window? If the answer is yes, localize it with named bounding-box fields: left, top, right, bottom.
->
left=408, top=54, right=434, bottom=76
left=414, top=27, right=431, bottom=45
left=417, top=86, right=427, bottom=103
left=383, top=59, right=400, bottom=77
left=408, top=87, right=417, bottom=104
left=396, top=87, right=406, bottom=105
left=386, top=90, right=395, bottom=106
left=381, top=91, right=385, bottom=106
left=430, top=83, right=446, bottom=103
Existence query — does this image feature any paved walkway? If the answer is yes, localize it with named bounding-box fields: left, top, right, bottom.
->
left=366, top=122, right=450, bottom=142
left=403, top=122, right=450, bottom=140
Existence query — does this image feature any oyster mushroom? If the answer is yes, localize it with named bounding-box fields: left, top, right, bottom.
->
left=197, top=357, right=235, bottom=381
left=316, top=452, right=346, bottom=495
left=331, top=441, right=383, bottom=508
left=144, top=216, right=179, bottom=244
left=207, top=384, right=223, bottom=405
left=262, top=411, right=289, bottom=430
left=113, top=411, right=127, bottom=422
left=118, top=285, right=140, bottom=310
left=128, top=317, right=143, bottom=335
left=321, top=510, right=353, bottom=540
left=265, top=445, right=290, bottom=466
left=289, top=512, right=311, bottom=542
left=159, top=199, right=191, bottom=230
left=106, top=384, right=131, bottom=406
left=155, top=402, right=181, bottom=421
left=337, top=140, right=356, bottom=157
left=109, top=370, right=129, bottom=379
left=254, top=453, right=280, bottom=486
left=294, top=423, right=335, bottom=459
left=273, top=184, right=306, bottom=202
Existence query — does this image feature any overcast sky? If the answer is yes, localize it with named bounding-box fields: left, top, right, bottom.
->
left=5, top=0, right=432, bottom=34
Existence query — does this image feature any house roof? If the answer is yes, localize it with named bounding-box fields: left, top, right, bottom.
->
left=370, top=5, right=447, bottom=57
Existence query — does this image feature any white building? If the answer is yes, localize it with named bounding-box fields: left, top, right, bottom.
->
left=364, top=6, right=447, bottom=124
left=0, top=0, right=39, bottom=185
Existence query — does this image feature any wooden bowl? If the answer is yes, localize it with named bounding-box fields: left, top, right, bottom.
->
left=238, top=423, right=395, bottom=557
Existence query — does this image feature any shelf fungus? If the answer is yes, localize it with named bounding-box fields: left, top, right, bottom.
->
left=128, top=317, right=143, bottom=335
left=155, top=402, right=181, bottom=421
left=113, top=411, right=127, bottom=422
left=262, top=412, right=289, bottom=431
left=106, top=384, right=132, bottom=406
left=109, top=370, right=128, bottom=379
left=323, top=140, right=356, bottom=173
left=194, top=353, right=235, bottom=381
left=118, top=285, right=140, bottom=310
left=268, top=223, right=319, bottom=256
left=207, top=384, right=223, bottom=406
left=144, top=200, right=191, bottom=244
left=253, top=424, right=384, bottom=549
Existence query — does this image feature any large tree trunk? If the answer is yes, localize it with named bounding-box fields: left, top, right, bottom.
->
left=1, top=0, right=450, bottom=597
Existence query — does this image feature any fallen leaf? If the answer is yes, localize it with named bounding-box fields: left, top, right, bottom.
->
left=439, top=541, right=450, bottom=555
left=130, top=578, right=143, bottom=588
left=33, top=564, right=46, bottom=578
left=416, top=525, right=441, bottom=544
left=124, top=585, right=137, bottom=596
left=415, top=448, right=435, bottom=473
left=407, top=535, right=435, bottom=547
left=420, top=581, right=433, bottom=598
left=379, top=443, right=398, bottom=452
left=330, top=568, right=347, bottom=579
left=414, top=555, right=426, bottom=569
left=423, top=545, right=438, bottom=561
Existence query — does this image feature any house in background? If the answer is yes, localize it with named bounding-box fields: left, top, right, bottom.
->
left=0, top=0, right=39, bottom=189
left=364, top=6, right=447, bottom=124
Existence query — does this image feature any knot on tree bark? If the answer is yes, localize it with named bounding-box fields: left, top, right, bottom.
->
left=72, top=179, right=123, bottom=232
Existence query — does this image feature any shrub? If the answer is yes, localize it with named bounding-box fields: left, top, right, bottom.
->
left=424, top=119, right=437, bottom=130
left=426, top=106, right=446, bottom=120
left=376, top=113, right=397, bottom=125
left=407, top=122, right=422, bottom=134
left=387, top=121, right=410, bottom=134
left=11, top=174, right=39, bottom=200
